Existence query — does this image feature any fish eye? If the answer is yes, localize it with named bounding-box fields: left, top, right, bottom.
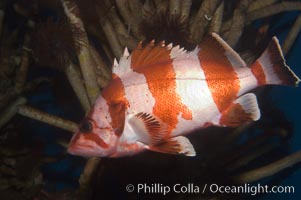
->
left=79, top=119, right=93, bottom=133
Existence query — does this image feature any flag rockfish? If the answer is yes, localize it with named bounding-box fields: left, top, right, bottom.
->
left=68, top=33, right=300, bottom=157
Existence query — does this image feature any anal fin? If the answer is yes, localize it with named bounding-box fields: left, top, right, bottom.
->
left=220, top=93, right=260, bottom=127
left=148, top=136, right=196, bottom=157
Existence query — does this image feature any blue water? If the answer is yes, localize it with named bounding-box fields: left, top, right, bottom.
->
left=260, top=13, right=301, bottom=200
left=25, top=10, right=301, bottom=200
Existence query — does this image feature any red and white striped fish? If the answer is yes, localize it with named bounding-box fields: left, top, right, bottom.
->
left=68, top=33, right=300, bottom=157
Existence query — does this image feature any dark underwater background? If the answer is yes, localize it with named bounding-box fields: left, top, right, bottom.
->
left=261, top=11, right=301, bottom=200
left=1, top=1, right=301, bottom=200
left=34, top=11, right=301, bottom=200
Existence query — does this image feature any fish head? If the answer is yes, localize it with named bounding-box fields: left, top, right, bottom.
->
left=68, top=96, right=125, bottom=157
left=67, top=117, right=118, bottom=157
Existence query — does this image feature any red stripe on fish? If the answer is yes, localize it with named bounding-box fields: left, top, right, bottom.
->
left=102, top=73, right=129, bottom=136
left=251, top=60, right=267, bottom=85
left=198, top=36, right=240, bottom=113
left=131, top=42, right=192, bottom=133
left=83, top=133, right=109, bottom=149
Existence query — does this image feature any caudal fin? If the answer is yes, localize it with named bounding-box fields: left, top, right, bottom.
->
left=251, top=37, right=300, bottom=87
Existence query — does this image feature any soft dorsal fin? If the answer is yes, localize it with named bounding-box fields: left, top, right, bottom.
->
left=199, top=33, right=246, bottom=69
left=147, top=136, right=196, bottom=157
left=220, top=93, right=260, bottom=127
left=129, top=112, right=168, bottom=144
left=131, top=40, right=173, bottom=70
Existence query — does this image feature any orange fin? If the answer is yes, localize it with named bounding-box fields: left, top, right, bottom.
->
left=199, top=33, right=246, bottom=69
left=129, top=112, right=167, bottom=144
left=113, top=41, right=174, bottom=77
left=220, top=93, right=260, bottom=127
left=251, top=37, right=300, bottom=86
left=148, top=136, right=196, bottom=157
left=131, top=41, right=172, bottom=70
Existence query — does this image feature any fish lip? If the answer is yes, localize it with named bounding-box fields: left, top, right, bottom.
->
left=67, top=143, right=92, bottom=155
left=67, top=147, right=77, bottom=155
left=67, top=142, right=116, bottom=157
left=67, top=145, right=96, bottom=157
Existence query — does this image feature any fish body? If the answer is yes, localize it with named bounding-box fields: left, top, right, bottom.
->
left=68, top=33, right=300, bottom=157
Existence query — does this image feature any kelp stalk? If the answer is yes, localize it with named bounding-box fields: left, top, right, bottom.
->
left=189, top=0, right=222, bottom=43
left=78, top=157, right=101, bottom=199
left=223, top=0, right=253, bottom=47
left=0, top=10, right=4, bottom=38
left=283, top=14, right=301, bottom=55
left=61, top=0, right=100, bottom=104
left=14, top=33, right=30, bottom=92
left=247, top=0, right=279, bottom=12
left=208, top=1, right=224, bottom=34
left=0, top=97, right=27, bottom=128
left=65, top=63, right=91, bottom=112
left=246, top=2, right=301, bottom=22
left=234, top=150, right=301, bottom=183
left=17, top=105, right=78, bottom=132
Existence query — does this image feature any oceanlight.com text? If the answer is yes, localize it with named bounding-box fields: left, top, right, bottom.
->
left=125, top=183, right=295, bottom=196
left=208, top=183, right=294, bottom=196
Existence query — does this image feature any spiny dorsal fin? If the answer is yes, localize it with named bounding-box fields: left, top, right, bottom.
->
left=112, top=47, right=131, bottom=78
left=112, top=40, right=175, bottom=78
left=199, top=33, right=246, bottom=69
left=129, top=112, right=168, bottom=145
left=220, top=93, right=260, bottom=127
left=131, top=40, right=173, bottom=70
left=148, top=136, right=196, bottom=157
left=170, top=45, right=187, bottom=59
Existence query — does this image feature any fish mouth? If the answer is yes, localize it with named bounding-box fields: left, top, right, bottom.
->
left=67, top=142, right=116, bottom=157
left=67, top=142, right=94, bottom=155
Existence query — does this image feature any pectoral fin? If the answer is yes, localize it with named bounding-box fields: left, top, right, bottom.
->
left=129, top=112, right=196, bottom=156
left=147, top=136, right=196, bottom=157
left=129, top=112, right=167, bottom=144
